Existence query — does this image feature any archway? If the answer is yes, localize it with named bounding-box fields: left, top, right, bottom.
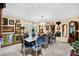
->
left=68, top=21, right=78, bottom=43
left=62, top=24, right=67, bottom=37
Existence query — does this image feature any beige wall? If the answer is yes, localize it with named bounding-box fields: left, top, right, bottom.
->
left=2, top=16, right=39, bottom=34
left=2, top=16, right=79, bottom=36
left=52, top=17, right=79, bottom=37
left=38, top=17, right=79, bottom=38
left=20, top=19, right=39, bottom=34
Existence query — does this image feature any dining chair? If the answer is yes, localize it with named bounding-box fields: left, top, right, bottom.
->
left=52, top=32, right=56, bottom=43
left=31, top=45, right=42, bottom=56
left=41, top=35, right=48, bottom=50
left=31, top=36, right=44, bottom=56
left=20, top=35, right=32, bottom=56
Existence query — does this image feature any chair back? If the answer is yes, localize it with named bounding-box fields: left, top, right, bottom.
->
left=36, top=36, right=44, bottom=46
left=32, top=32, right=36, bottom=37
left=23, top=33, right=29, bottom=38
left=35, top=36, right=48, bottom=46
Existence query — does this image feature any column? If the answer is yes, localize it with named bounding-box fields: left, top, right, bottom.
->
left=0, top=3, right=6, bottom=55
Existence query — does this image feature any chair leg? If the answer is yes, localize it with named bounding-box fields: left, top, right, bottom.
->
left=45, top=48, right=46, bottom=51
left=22, top=47, right=26, bottom=56
left=21, top=44, right=24, bottom=53
left=41, top=52, right=43, bottom=56
left=25, top=48, right=29, bottom=55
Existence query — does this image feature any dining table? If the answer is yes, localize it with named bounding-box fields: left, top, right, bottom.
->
left=24, top=35, right=42, bottom=56
left=24, top=36, right=38, bottom=42
left=24, top=35, right=38, bottom=47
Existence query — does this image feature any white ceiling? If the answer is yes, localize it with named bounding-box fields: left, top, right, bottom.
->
left=3, top=3, right=79, bottom=22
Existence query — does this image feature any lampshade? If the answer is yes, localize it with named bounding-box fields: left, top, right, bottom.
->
left=56, top=21, right=61, bottom=26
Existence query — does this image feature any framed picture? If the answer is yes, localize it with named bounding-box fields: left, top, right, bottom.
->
left=3, top=18, right=8, bottom=25
left=3, top=26, right=14, bottom=32
left=57, top=26, right=60, bottom=30
left=46, top=25, right=49, bottom=30
left=16, top=36, right=20, bottom=41
left=9, top=20, right=14, bottom=25
left=15, top=23, right=21, bottom=29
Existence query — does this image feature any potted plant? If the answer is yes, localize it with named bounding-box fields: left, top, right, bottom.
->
left=71, top=40, right=79, bottom=55
left=32, top=28, right=36, bottom=37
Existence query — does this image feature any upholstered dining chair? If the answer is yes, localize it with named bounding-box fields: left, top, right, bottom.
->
left=20, top=35, right=32, bottom=56
left=41, top=35, right=48, bottom=50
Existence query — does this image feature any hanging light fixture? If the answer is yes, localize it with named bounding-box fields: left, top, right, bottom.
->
left=41, top=16, right=44, bottom=29
left=41, top=16, right=44, bottom=27
left=56, top=21, right=61, bottom=26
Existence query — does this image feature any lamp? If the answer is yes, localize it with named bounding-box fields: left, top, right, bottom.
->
left=41, top=16, right=44, bottom=27
left=56, top=21, right=61, bottom=26
left=56, top=21, right=61, bottom=30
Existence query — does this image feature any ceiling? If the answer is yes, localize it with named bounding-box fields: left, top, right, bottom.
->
left=3, top=3, right=79, bottom=22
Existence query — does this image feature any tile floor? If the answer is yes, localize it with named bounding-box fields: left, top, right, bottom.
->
left=1, top=37, right=71, bottom=56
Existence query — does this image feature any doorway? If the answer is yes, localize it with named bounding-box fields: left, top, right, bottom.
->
left=68, top=21, right=78, bottom=43
left=62, top=24, right=67, bottom=37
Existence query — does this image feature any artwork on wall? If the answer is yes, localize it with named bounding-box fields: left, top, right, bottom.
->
left=46, top=25, right=49, bottom=30
left=57, top=26, right=60, bottom=30
left=16, top=36, right=20, bottom=41
left=0, top=36, right=2, bottom=44
left=7, top=34, right=13, bottom=43
left=46, top=23, right=50, bottom=30
left=9, top=20, right=14, bottom=25
left=15, top=25, right=21, bottom=34
left=3, top=26, right=14, bottom=32
left=16, top=24, right=21, bottom=29
left=1, top=34, right=14, bottom=46
left=21, top=26, right=25, bottom=34
left=3, top=18, right=8, bottom=25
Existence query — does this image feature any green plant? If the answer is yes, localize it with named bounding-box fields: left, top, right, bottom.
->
left=32, top=28, right=35, bottom=32
left=72, top=40, right=79, bottom=53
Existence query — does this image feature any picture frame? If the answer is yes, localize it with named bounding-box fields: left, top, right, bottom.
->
left=46, top=25, right=49, bottom=30
left=3, top=18, right=8, bottom=25
left=3, top=26, right=14, bottom=32
left=9, top=20, right=14, bottom=25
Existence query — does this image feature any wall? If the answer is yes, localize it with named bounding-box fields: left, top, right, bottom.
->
left=51, top=17, right=79, bottom=42
left=2, top=15, right=39, bottom=35
left=38, top=17, right=79, bottom=42
left=20, top=19, right=39, bottom=34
